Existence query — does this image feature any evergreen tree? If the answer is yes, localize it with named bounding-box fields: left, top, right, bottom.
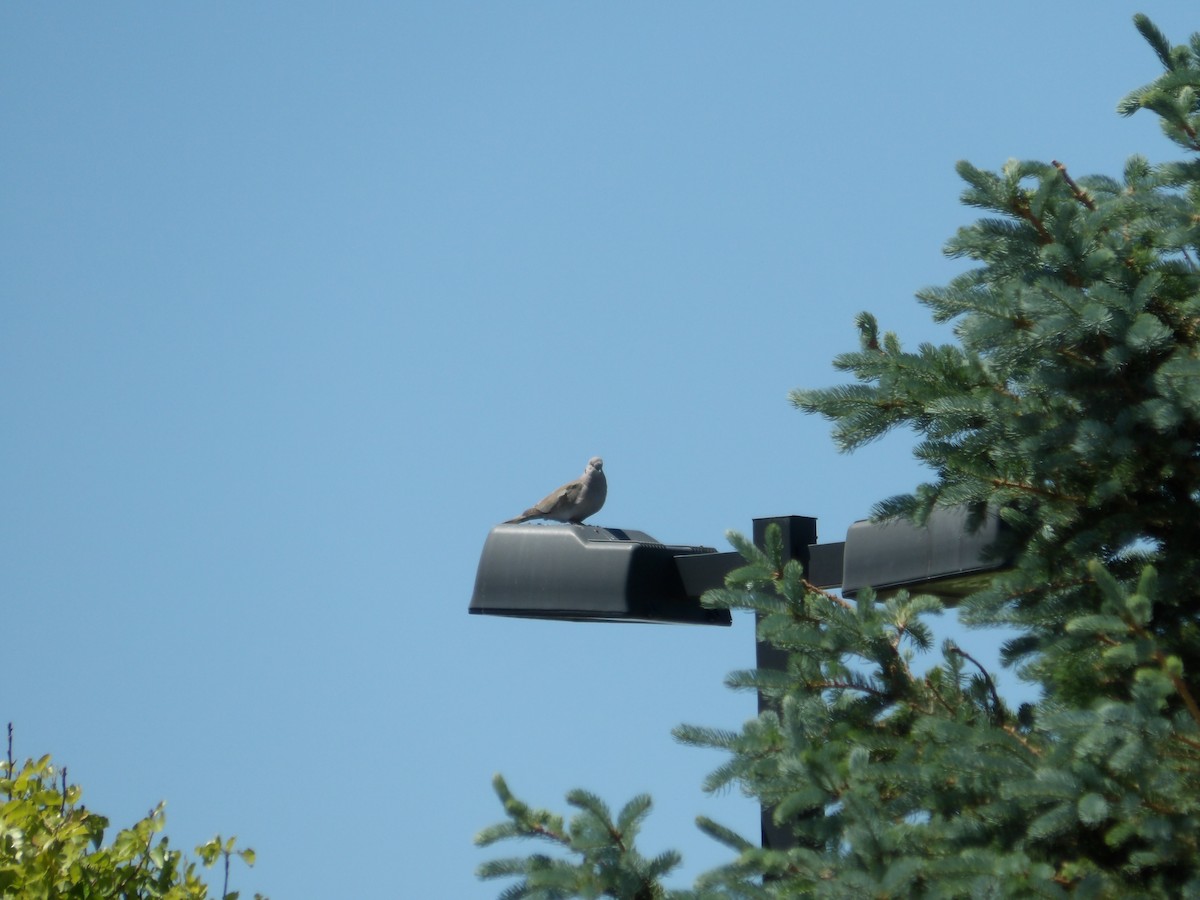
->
left=477, top=15, right=1200, bottom=898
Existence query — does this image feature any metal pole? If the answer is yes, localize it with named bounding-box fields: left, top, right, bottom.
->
left=750, top=517, right=846, bottom=853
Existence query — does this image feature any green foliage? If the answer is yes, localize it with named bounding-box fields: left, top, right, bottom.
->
left=478, top=16, right=1200, bottom=898
left=677, top=531, right=1200, bottom=897
left=474, top=775, right=684, bottom=900
left=0, top=740, right=263, bottom=900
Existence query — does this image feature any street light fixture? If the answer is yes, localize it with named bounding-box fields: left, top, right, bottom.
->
left=469, top=522, right=732, bottom=625
left=469, top=507, right=1012, bottom=851
left=470, top=508, right=1008, bottom=623
left=840, top=506, right=1009, bottom=601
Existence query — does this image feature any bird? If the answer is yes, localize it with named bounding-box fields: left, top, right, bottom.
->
left=505, top=457, right=607, bottom=524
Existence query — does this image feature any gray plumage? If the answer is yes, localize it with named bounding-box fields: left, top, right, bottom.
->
left=505, top=457, right=607, bottom=524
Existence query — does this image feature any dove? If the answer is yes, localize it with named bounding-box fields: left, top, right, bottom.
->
left=505, top=457, right=607, bottom=524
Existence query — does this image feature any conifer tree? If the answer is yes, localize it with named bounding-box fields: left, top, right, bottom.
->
left=477, top=15, right=1200, bottom=898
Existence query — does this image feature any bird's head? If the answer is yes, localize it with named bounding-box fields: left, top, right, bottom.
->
left=587, top=457, right=604, bottom=473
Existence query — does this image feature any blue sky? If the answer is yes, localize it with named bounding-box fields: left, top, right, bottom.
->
left=2, top=3, right=1194, bottom=897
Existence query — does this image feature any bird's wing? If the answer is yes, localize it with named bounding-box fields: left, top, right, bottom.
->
left=502, top=479, right=583, bottom=523
left=535, top=478, right=583, bottom=515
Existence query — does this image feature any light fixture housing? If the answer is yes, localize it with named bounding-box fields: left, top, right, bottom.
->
left=840, top=506, right=1009, bottom=600
left=469, top=523, right=732, bottom=625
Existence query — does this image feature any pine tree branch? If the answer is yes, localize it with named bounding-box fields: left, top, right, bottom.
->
left=811, top=679, right=892, bottom=700
left=989, top=477, right=1084, bottom=503
left=1181, top=246, right=1198, bottom=273
left=605, top=821, right=628, bottom=854
left=1175, top=732, right=1200, bottom=752
left=531, top=822, right=571, bottom=845
left=1010, top=192, right=1054, bottom=246
left=924, top=675, right=962, bottom=720
left=991, top=381, right=1021, bottom=402
left=803, top=580, right=855, bottom=610
left=884, top=623, right=919, bottom=687
left=948, top=646, right=1005, bottom=725
left=1052, top=160, right=1097, bottom=210
left=997, top=573, right=1092, bottom=605
left=1154, top=650, right=1200, bottom=731
left=1055, top=342, right=1107, bottom=368
left=1001, top=722, right=1044, bottom=757
left=1095, top=621, right=1200, bottom=731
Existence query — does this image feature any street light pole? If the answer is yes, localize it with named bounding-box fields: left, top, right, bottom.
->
left=749, top=516, right=848, bottom=853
